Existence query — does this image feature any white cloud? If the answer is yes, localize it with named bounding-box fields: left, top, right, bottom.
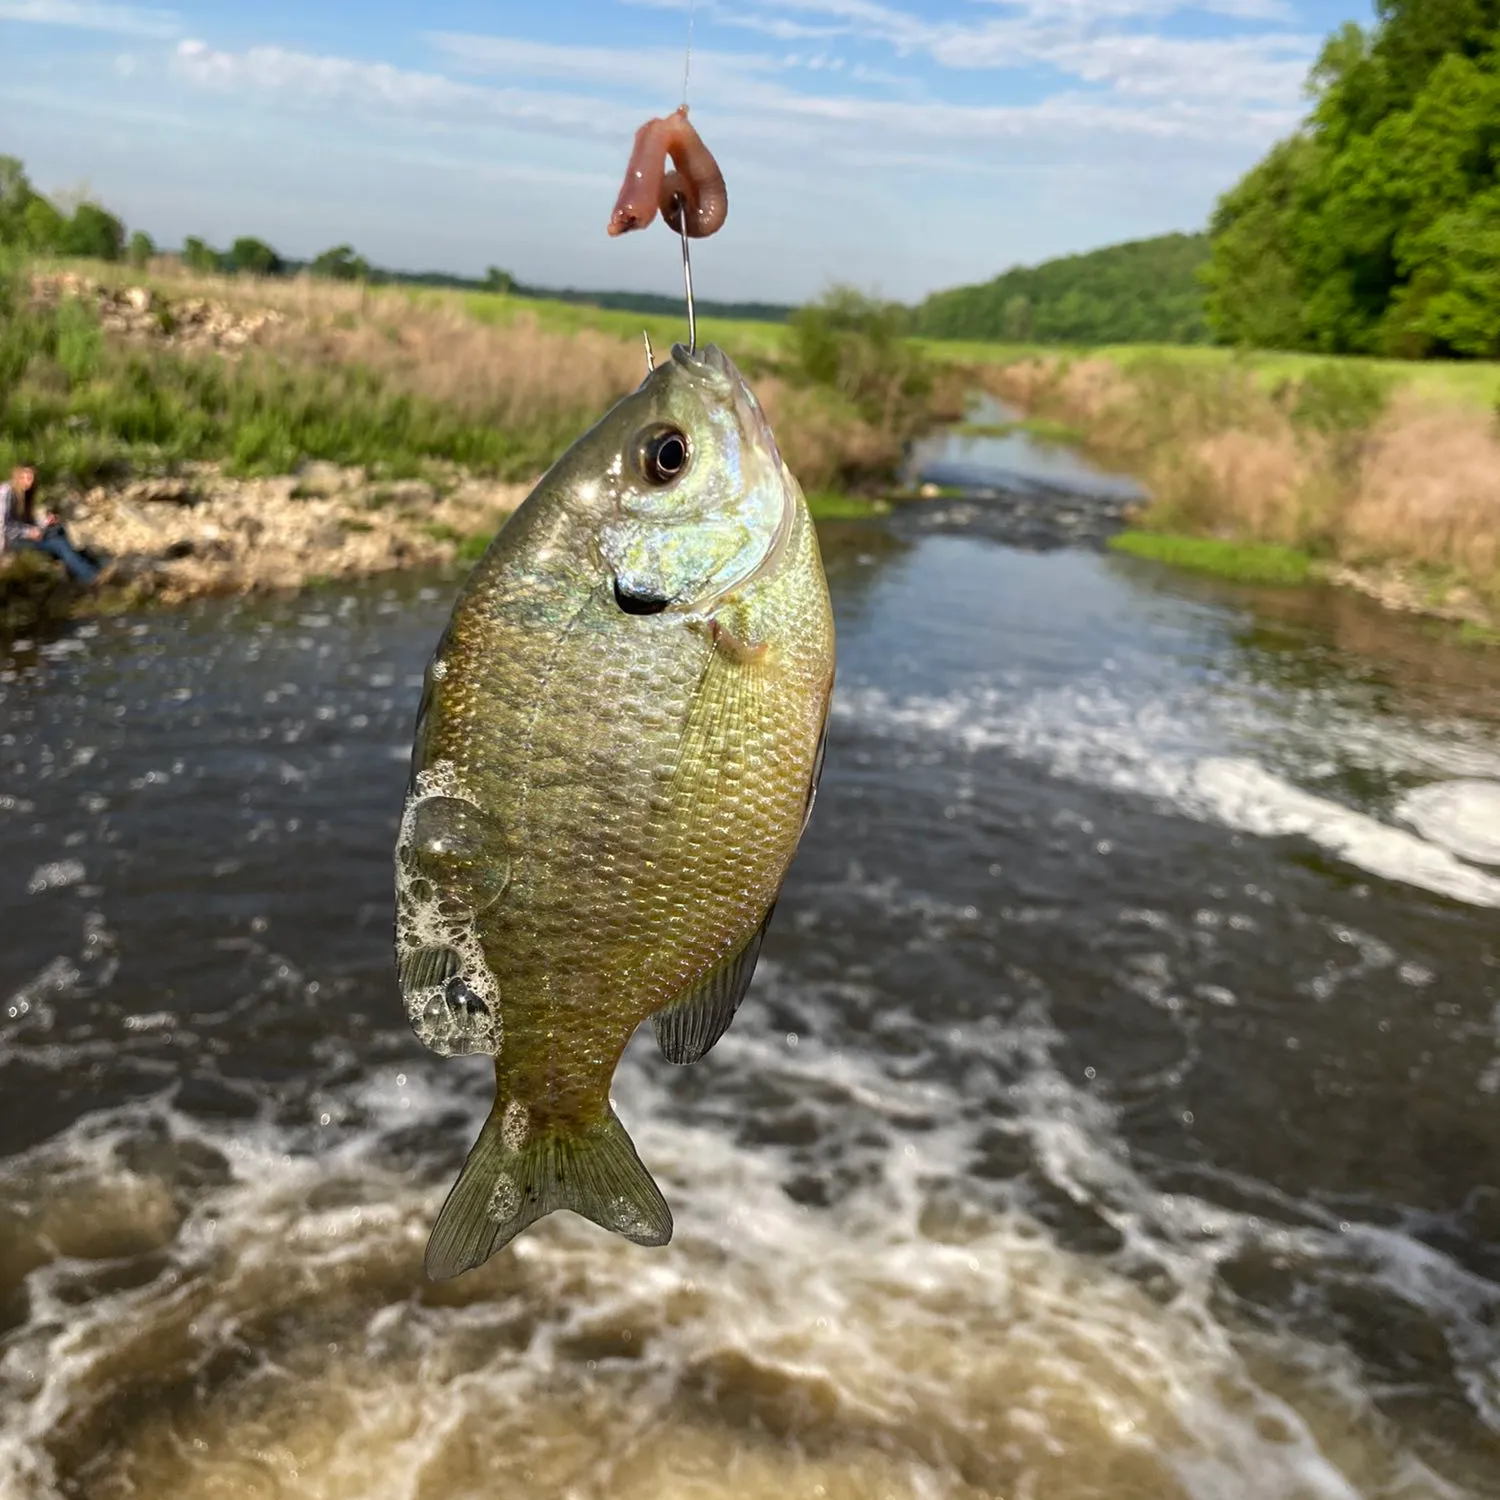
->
left=423, top=32, right=782, bottom=98
left=171, top=39, right=634, bottom=139
left=170, top=36, right=1295, bottom=150
left=618, top=0, right=1314, bottom=105
left=926, top=26, right=1318, bottom=102
left=0, top=0, right=178, bottom=36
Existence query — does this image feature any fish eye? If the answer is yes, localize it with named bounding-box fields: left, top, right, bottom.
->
left=637, top=425, right=691, bottom=485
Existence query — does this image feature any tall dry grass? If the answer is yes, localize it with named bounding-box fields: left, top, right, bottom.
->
left=29, top=263, right=933, bottom=495
left=1345, top=396, right=1500, bottom=587
left=986, top=354, right=1500, bottom=604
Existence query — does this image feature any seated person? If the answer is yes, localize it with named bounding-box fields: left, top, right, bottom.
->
left=0, top=463, right=102, bottom=586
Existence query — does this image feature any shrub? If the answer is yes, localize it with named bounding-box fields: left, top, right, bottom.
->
left=1286, top=361, right=1393, bottom=436
left=60, top=203, right=125, bottom=262
left=229, top=236, right=282, bottom=276
left=311, top=245, right=371, bottom=282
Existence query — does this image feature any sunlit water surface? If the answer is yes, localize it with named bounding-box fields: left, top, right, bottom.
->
left=2, top=488, right=1499, bottom=1499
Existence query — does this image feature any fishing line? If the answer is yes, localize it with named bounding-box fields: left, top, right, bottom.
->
left=679, top=0, right=698, bottom=351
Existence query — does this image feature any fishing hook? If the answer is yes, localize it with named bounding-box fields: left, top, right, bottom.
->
left=676, top=194, right=697, bottom=355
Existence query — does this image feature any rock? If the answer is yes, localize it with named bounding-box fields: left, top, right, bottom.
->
left=363, top=479, right=436, bottom=512
left=294, top=461, right=361, bottom=498
left=122, top=477, right=201, bottom=507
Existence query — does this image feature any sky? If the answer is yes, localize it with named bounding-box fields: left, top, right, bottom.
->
left=3, top=0, right=1373, bottom=304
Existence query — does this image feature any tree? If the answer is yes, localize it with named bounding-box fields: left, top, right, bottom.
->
left=228, top=236, right=282, bottom=276
left=21, top=196, right=66, bottom=253
left=127, top=230, right=155, bottom=268
left=484, top=265, right=516, bottom=294
left=60, top=202, right=125, bottom=261
left=0, top=155, right=37, bottom=246
left=918, top=235, right=1212, bottom=345
left=182, top=236, right=223, bottom=273
left=1204, top=4, right=1500, bottom=358
left=311, top=244, right=371, bottom=281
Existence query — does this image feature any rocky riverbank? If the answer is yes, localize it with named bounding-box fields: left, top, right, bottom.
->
left=0, top=462, right=528, bottom=634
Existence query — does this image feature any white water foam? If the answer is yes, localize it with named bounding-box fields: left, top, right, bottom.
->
left=0, top=1009, right=1489, bottom=1499
left=1394, top=781, right=1500, bottom=869
left=834, top=681, right=1500, bottom=908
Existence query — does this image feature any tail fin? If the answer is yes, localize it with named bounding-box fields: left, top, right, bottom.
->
left=424, top=1102, right=673, bottom=1280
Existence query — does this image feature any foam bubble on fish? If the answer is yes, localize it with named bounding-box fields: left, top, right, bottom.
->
left=393, top=760, right=504, bottom=1057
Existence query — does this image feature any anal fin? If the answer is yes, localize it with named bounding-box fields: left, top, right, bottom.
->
left=652, top=904, right=775, bottom=1065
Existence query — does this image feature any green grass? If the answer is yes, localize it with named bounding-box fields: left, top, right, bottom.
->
left=1, top=267, right=607, bottom=486
left=1108, top=530, right=1316, bottom=586
left=407, top=285, right=787, bottom=364
left=455, top=531, right=495, bottom=565
left=925, top=334, right=1500, bottom=411
left=805, top=491, right=889, bottom=520
left=1454, top=621, right=1500, bottom=648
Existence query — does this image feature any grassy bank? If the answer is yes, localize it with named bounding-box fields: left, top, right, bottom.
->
left=1108, top=531, right=1315, bottom=586
left=982, top=348, right=1500, bottom=623
left=4, top=261, right=962, bottom=501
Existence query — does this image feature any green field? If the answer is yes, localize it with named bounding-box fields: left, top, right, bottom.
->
left=440, top=286, right=787, bottom=362
left=422, top=290, right=1500, bottom=414
left=916, top=336, right=1500, bottom=411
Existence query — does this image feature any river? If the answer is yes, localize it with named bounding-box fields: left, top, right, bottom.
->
left=2, top=424, right=1499, bottom=1499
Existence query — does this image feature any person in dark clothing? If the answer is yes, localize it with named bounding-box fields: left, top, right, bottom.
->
left=0, top=464, right=102, bottom=586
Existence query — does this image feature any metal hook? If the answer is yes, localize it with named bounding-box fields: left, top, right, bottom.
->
left=675, top=194, right=697, bottom=355
left=643, top=329, right=655, bottom=373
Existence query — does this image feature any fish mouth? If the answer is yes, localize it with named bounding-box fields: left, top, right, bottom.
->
left=650, top=342, right=797, bottom=613
left=671, top=343, right=783, bottom=467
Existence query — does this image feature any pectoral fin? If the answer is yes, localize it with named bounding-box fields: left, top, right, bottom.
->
left=652, top=904, right=776, bottom=1065
left=800, top=677, right=833, bottom=839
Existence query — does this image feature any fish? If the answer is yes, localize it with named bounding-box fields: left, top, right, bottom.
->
left=394, top=342, right=836, bottom=1280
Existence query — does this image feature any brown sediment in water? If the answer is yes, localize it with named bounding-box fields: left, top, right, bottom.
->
left=2, top=1118, right=1484, bottom=1500
left=984, top=356, right=1500, bottom=633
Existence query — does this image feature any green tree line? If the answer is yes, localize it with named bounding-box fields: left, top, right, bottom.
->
left=0, top=154, right=793, bottom=322
left=915, top=233, right=1211, bottom=346
left=1203, top=0, right=1500, bottom=357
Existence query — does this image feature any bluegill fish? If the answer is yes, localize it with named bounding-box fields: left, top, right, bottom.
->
left=395, top=343, right=835, bottom=1279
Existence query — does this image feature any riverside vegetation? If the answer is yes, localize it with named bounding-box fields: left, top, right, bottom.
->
left=982, top=348, right=1500, bottom=628
left=0, top=255, right=963, bottom=631
left=7, top=0, right=1500, bottom=645
left=3, top=255, right=1500, bottom=636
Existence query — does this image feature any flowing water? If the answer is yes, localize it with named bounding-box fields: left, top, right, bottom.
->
left=3, top=432, right=1500, bottom=1499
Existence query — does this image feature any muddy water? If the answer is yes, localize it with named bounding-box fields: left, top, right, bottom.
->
left=2, top=457, right=1500, bottom=1497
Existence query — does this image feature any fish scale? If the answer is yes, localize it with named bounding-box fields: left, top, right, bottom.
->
left=395, top=342, right=834, bottom=1279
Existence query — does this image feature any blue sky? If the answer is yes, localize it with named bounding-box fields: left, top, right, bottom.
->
left=4, top=0, right=1372, bottom=303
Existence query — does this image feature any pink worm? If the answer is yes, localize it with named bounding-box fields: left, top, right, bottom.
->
left=607, top=105, right=728, bottom=240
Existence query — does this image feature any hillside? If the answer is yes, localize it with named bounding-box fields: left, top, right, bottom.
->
left=916, top=233, right=1211, bottom=346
